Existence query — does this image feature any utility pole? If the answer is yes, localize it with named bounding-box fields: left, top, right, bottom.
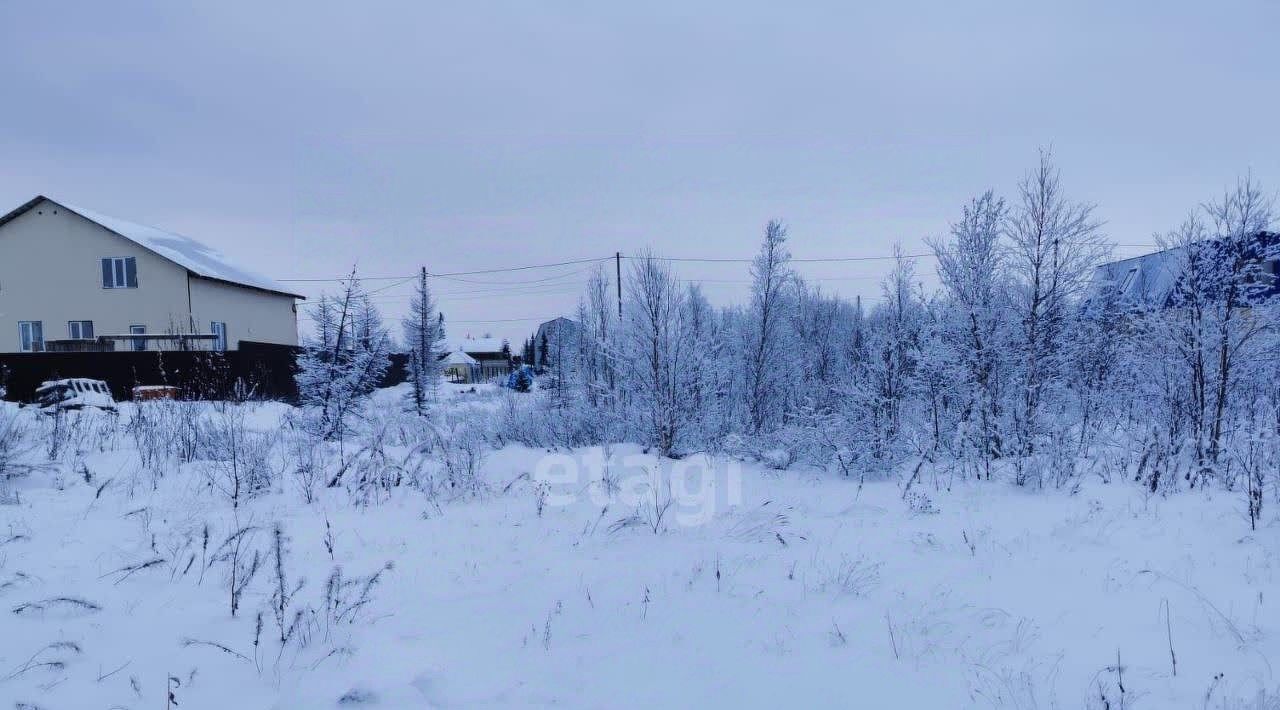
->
left=615, top=251, right=622, bottom=319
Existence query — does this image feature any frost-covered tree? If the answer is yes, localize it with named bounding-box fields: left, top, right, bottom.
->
left=681, top=284, right=733, bottom=448
left=1005, top=151, right=1109, bottom=468
left=929, top=191, right=1008, bottom=474
left=525, top=160, right=1276, bottom=510
left=864, top=247, right=927, bottom=462
left=622, top=252, right=690, bottom=457
left=744, top=220, right=794, bottom=434
left=789, top=280, right=844, bottom=415
left=402, top=268, right=445, bottom=414
left=1068, top=276, right=1129, bottom=454
left=1149, top=177, right=1276, bottom=478
left=296, top=269, right=390, bottom=442
left=580, top=265, right=618, bottom=408
left=517, top=338, right=528, bottom=367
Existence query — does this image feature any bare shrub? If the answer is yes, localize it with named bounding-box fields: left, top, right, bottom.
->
left=283, top=426, right=328, bottom=504
left=207, top=523, right=262, bottom=617
left=0, top=407, right=38, bottom=503
left=11, top=597, right=102, bottom=617
left=268, top=523, right=307, bottom=657
left=2, top=641, right=83, bottom=681
left=345, top=422, right=401, bottom=505
left=321, top=562, right=393, bottom=641
left=810, top=553, right=882, bottom=597
left=609, top=468, right=674, bottom=535
left=724, top=501, right=792, bottom=543
left=429, top=416, right=488, bottom=498
left=126, top=400, right=201, bottom=476
left=202, top=403, right=274, bottom=508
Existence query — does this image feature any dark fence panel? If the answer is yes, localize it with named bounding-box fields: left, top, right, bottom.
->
left=0, top=340, right=300, bottom=403
left=383, top=352, right=409, bottom=389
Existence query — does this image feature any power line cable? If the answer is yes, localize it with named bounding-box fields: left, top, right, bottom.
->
left=632, top=253, right=934, bottom=264
left=366, top=275, right=417, bottom=296
left=441, top=316, right=550, bottom=324
left=278, top=256, right=611, bottom=283
left=432, top=266, right=595, bottom=286
left=284, top=242, right=1166, bottom=286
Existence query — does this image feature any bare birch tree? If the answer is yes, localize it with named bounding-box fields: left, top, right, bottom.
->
left=929, top=191, right=1008, bottom=477
left=623, top=252, right=689, bottom=457
left=1005, top=151, right=1109, bottom=470
left=745, top=220, right=794, bottom=434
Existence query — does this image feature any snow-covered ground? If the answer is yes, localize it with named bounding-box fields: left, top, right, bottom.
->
left=2, top=392, right=1278, bottom=709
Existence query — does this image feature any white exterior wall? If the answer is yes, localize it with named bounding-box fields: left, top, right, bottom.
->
left=189, top=276, right=298, bottom=347
left=0, top=198, right=297, bottom=351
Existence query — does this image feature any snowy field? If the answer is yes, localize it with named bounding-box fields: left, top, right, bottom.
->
left=2, top=389, right=1278, bottom=709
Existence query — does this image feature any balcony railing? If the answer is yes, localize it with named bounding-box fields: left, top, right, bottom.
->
left=43, top=334, right=220, bottom=353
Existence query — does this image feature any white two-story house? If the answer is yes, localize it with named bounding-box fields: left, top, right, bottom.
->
left=0, top=195, right=303, bottom=353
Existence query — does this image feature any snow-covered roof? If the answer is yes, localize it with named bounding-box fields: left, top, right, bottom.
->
left=1091, top=248, right=1183, bottom=307
left=0, top=195, right=304, bottom=299
left=1091, top=232, right=1280, bottom=309
left=443, top=350, right=478, bottom=366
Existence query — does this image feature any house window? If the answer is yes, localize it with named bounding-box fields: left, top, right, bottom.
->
left=1119, top=267, right=1139, bottom=295
left=211, top=321, right=227, bottom=351
left=102, top=257, right=138, bottom=289
left=68, top=320, right=94, bottom=340
left=129, top=324, right=147, bottom=351
left=1261, top=259, right=1278, bottom=285
left=18, top=321, right=43, bottom=352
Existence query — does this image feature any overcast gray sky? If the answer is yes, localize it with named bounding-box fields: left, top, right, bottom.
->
left=1, top=1, right=1276, bottom=344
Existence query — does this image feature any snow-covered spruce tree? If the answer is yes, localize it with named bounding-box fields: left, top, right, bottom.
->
left=1004, top=151, right=1109, bottom=479
left=296, top=269, right=391, bottom=443
left=622, top=252, right=691, bottom=458
left=353, top=289, right=389, bottom=364
left=521, top=338, right=533, bottom=368
left=744, top=220, right=795, bottom=435
left=540, top=322, right=577, bottom=409
left=402, top=268, right=445, bottom=414
left=928, top=191, right=1009, bottom=477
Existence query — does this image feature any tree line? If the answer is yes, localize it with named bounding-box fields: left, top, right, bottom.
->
left=540, top=153, right=1277, bottom=524
left=294, top=152, right=1278, bottom=527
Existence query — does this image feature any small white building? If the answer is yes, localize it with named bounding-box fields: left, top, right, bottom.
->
left=0, top=195, right=303, bottom=353
left=444, top=336, right=511, bottom=381
left=441, top=349, right=479, bottom=383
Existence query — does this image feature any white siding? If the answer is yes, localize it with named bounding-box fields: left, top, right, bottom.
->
left=0, top=198, right=297, bottom=351
left=189, top=276, right=298, bottom=347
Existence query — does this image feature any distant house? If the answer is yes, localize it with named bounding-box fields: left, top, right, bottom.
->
left=0, top=195, right=303, bottom=353
left=531, top=316, right=580, bottom=373
left=442, top=349, right=478, bottom=383
left=1091, top=231, right=1279, bottom=309
left=443, top=336, right=511, bottom=382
